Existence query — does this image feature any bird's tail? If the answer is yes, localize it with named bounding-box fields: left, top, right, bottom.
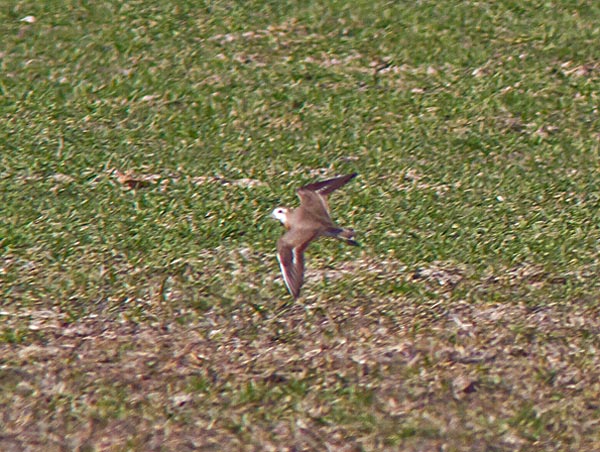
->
left=326, top=227, right=359, bottom=246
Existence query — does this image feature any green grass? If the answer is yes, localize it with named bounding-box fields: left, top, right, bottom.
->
left=2, top=0, right=600, bottom=450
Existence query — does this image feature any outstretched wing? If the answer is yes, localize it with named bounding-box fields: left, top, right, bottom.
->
left=296, top=173, right=357, bottom=219
left=298, top=173, right=357, bottom=198
left=276, top=230, right=316, bottom=299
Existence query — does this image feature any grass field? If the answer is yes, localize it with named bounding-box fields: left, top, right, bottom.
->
left=2, top=0, right=600, bottom=450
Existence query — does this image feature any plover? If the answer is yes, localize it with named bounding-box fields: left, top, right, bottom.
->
left=272, top=173, right=359, bottom=299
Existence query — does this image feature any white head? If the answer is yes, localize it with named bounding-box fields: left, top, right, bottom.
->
left=271, top=207, right=289, bottom=224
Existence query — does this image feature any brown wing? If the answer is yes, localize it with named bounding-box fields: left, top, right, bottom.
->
left=296, top=173, right=357, bottom=220
left=276, top=230, right=317, bottom=299
left=299, top=173, right=357, bottom=198
left=296, top=190, right=332, bottom=224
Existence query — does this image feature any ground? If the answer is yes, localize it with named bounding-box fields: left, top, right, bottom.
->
left=1, top=1, right=600, bottom=450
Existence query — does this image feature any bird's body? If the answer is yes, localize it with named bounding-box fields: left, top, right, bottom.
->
left=272, top=173, right=358, bottom=298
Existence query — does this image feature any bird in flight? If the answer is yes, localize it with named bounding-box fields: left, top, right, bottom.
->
left=271, top=173, right=359, bottom=299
